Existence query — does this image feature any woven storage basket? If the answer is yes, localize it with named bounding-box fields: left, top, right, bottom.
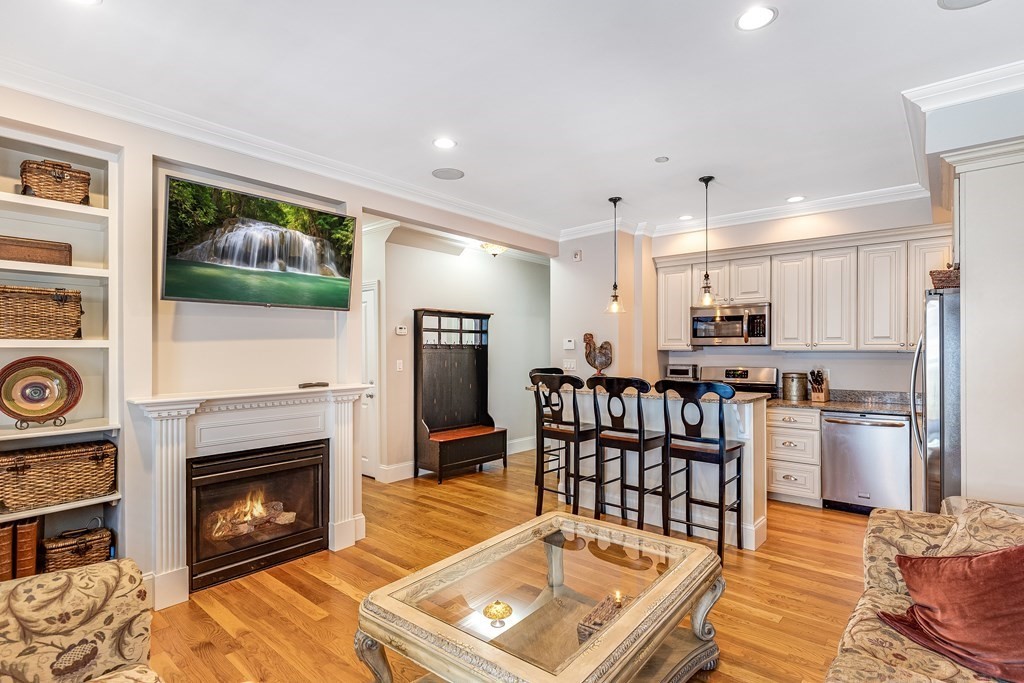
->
left=0, top=285, right=82, bottom=339
left=20, top=160, right=91, bottom=205
left=41, top=527, right=112, bottom=572
left=930, top=265, right=960, bottom=289
left=0, top=441, right=116, bottom=514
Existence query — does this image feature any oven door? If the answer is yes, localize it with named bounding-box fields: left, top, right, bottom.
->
left=691, top=305, right=770, bottom=346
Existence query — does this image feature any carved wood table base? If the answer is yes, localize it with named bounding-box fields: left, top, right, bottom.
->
left=355, top=628, right=394, bottom=683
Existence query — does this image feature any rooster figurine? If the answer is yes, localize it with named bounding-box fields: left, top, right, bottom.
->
left=583, top=333, right=613, bottom=376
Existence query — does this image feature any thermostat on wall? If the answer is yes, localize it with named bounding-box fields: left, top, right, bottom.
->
left=395, top=325, right=409, bottom=336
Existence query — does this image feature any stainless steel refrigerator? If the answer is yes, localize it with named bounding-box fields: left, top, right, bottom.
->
left=910, top=289, right=961, bottom=513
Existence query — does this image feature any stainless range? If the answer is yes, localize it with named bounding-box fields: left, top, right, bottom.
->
left=697, top=366, right=780, bottom=398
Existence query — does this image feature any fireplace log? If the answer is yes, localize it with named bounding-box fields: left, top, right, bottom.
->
left=274, top=511, right=297, bottom=525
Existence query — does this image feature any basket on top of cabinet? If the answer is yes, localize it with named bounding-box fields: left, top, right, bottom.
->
left=20, top=160, right=91, bottom=205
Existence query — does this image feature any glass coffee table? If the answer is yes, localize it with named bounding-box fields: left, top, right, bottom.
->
left=355, top=512, right=724, bottom=682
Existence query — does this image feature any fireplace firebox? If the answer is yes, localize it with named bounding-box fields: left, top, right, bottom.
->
left=186, top=439, right=329, bottom=591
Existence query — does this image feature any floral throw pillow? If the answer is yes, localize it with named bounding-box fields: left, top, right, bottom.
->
left=937, top=499, right=1024, bottom=556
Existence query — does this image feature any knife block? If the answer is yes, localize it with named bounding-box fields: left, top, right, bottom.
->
left=810, top=377, right=830, bottom=403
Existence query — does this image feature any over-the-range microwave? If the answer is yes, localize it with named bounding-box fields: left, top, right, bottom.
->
left=690, top=303, right=771, bottom=346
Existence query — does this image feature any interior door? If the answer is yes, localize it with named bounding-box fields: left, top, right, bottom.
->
left=360, top=283, right=381, bottom=479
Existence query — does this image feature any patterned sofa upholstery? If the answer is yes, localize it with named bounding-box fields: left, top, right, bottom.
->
left=0, top=558, right=161, bottom=682
left=825, top=507, right=1001, bottom=682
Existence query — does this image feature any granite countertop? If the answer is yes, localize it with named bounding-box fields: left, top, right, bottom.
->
left=767, top=398, right=913, bottom=417
left=526, top=385, right=770, bottom=405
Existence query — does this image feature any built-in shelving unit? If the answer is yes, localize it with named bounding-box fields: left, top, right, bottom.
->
left=0, top=125, right=122, bottom=545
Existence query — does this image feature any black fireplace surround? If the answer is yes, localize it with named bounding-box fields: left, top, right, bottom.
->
left=186, top=439, right=329, bottom=591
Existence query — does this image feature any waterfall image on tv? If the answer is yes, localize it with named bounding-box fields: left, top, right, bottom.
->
left=162, top=177, right=355, bottom=310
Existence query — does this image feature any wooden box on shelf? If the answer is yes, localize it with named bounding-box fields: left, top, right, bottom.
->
left=0, top=285, right=83, bottom=339
left=0, top=236, right=72, bottom=266
left=0, top=441, right=116, bottom=514
left=19, top=160, right=91, bottom=206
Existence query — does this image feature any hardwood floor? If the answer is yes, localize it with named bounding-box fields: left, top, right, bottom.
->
left=151, top=452, right=867, bottom=682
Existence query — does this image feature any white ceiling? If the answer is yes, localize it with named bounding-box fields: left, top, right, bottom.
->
left=2, top=1, right=1023, bottom=239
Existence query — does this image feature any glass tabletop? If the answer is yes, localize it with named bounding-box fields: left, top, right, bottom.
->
left=390, top=515, right=694, bottom=675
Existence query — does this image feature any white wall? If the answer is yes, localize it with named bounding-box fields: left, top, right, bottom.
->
left=384, top=242, right=550, bottom=468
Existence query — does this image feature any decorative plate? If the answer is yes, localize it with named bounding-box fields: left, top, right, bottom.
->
left=0, top=356, right=83, bottom=429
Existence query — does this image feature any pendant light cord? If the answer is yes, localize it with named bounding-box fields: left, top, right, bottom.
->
left=699, top=176, right=714, bottom=279
left=609, top=197, right=621, bottom=292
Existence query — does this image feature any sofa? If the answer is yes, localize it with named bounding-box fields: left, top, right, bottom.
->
left=0, top=558, right=162, bottom=682
left=825, top=499, right=1024, bottom=682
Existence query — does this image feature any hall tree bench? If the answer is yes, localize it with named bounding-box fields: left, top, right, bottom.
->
left=414, top=308, right=507, bottom=483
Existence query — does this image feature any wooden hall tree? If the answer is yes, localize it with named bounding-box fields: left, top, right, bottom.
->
left=413, top=309, right=507, bottom=483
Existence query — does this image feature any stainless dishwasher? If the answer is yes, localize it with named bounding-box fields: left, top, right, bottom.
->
left=821, top=412, right=911, bottom=513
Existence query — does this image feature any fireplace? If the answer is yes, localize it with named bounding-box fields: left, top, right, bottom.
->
left=186, top=439, right=329, bottom=591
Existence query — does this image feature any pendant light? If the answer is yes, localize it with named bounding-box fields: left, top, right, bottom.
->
left=606, top=197, right=625, bottom=314
left=698, top=176, right=715, bottom=307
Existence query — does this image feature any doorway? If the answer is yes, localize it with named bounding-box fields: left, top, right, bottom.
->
left=360, top=281, right=381, bottom=479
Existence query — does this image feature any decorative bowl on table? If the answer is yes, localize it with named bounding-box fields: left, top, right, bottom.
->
left=0, top=356, right=83, bottom=430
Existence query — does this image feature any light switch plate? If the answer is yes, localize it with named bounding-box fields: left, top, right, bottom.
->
left=395, top=325, right=408, bottom=336
left=396, top=360, right=404, bottom=372
left=563, top=359, right=577, bottom=371
left=563, top=338, right=575, bottom=350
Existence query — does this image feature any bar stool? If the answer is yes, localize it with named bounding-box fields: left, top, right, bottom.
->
left=655, top=379, right=744, bottom=559
left=530, top=373, right=597, bottom=515
left=586, top=376, right=666, bottom=530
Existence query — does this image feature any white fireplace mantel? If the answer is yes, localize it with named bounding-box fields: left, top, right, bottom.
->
left=130, top=383, right=368, bottom=609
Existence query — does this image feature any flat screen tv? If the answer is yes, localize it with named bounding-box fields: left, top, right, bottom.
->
left=161, top=176, right=355, bottom=311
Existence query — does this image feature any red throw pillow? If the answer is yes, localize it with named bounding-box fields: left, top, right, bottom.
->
left=878, top=544, right=1024, bottom=682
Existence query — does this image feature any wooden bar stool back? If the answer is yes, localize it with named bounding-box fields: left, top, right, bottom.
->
left=585, top=376, right=666, bottom=529
left=655, top=379, right=744, bottom=559
left=530, top=372, right=596, bottom=515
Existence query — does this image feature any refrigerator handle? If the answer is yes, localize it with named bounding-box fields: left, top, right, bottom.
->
left=910, top=332, right=925, bottom=459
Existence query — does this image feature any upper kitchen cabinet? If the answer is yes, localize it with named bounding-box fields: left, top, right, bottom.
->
left=771, top=252, right=813, bottom=351
left=858, top=242, right=908, bottom=351
left=907, top=237, right=953, bottom=349
left=729, top=256, right=771, bottom=303
left=813, top=247, right=857, bottom=350
left=658, top=264, right=692, bottom=351
left=691, top=261, right=729, bottom=306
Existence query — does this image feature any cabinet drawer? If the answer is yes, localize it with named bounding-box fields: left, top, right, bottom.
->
left=767, top=408, right=820, bottom=430
left=768, top=429, right=820, bottom=465
left=767, top=461, right=821, bottom=498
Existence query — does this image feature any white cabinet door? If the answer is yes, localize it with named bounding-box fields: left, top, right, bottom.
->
left=658, top=265, right=692, bottom=351
left=907, top=236, right=953, bottom=350
left=771, top=252, right=813, bottom=351
left=729, top=256, right=771, bottom=303
left=813, top=247, right=857, bottom=350
left=858, top=242, right=908, bottom=351
left=691, top=261, right=730, bottom=306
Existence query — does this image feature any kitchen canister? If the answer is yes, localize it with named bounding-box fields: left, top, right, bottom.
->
left=781, top=372, right=808, bottom=402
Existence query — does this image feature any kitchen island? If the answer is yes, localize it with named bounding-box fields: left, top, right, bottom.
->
left=528, top=385, right=769, bottom=550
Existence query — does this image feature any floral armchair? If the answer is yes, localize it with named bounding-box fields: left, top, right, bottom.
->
left=0, top=558, right=161, bottom=682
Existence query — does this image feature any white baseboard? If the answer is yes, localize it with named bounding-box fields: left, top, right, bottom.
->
left=768, top=492, right=823, bottom=508
left=141, top=572, right=156, bottom=610
left=375, top=461, right=415, bottom=483
left=153, top=567, right=189, bottom=610
left=329, top=516, right=363, bottom=551
left=507, top=436, right=536, bottom=455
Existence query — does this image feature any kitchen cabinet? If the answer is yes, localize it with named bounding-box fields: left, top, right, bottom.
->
left=907, top=237, right=953, bottom=349
left=813, top=247, right=857, bottom=350
left=858, top=242, right=908, bottom=351
left=691, top=261, right=729, bottom=306
left=771, top=252, right=813, bottom=350
left=767, top=407, right=821, bottom=506
left=729, top=256, right=771, bottom=303
left=657, top=264, right=692, bottom=351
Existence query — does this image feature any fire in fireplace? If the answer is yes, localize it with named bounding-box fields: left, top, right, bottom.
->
left=187, top=439, right=329, bottom=591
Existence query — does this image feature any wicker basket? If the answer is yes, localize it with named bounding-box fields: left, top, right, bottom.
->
left=930, top=264, right=960, bottom=289
left=41, top=527, right=112, bottom=572
left=20, top=160, right=91, bottom=205
left=0, top=285, right=83, bottom=339
left=0, top=441, right=116, bottom=514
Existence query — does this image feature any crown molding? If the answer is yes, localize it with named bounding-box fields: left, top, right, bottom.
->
left=903, top=59, right=1024, bottom=113
left=652, top=183, right=931, bottom=237
left=0, top=56, right=556, bottom=240
left=654, top=223, right=951, bottom=269
left=942, top=138, right=1024, bottom=173
left=559, top=217, right=641, bottom=242
left=362, top=218, right=401, bottom=233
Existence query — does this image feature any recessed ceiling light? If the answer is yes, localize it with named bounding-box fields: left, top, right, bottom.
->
left=736, top=6, right=778, bottom=31
left=938, top=0, right=992, bottom=8
left=787, top=196, right=806, bottom=203
left=655, top=156, right=670, bottom=163
left=432, top=137, right=457, bottom=149
left=678, top=215, right=694, bottom=221
left=432, top=168, right=465, bottom=180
